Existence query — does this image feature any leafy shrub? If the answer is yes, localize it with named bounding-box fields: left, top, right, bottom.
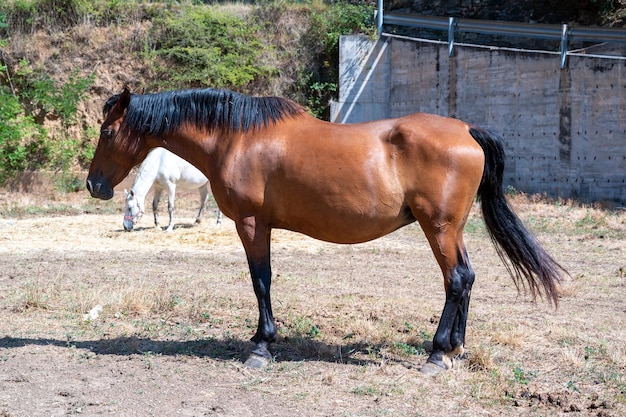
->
left=0, top=84, right=46, bottom=185
left=147, top=6, right=276, bottom=90
left=25, top=69, right=95, bottom=190
left=297, top=2, right=375, bottom=118
left=0, top=0, right=93, bottom=33
left=0, top=59, right=94, bottom=186
left=18, top=65, right=94, bottom=127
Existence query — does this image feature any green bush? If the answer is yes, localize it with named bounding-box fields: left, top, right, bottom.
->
left=147, top=6, right=276, bottom=90
left=26, top=69, right=95, bottom=191
left=0, top=0, right=93, bottom=33
left=298, top=3, right=375, bottom=118
left=0, top=59, right=94, bottom=186
left=0, top=84, right=46, bottom=185
left=18, top=66, right=94, bottom=127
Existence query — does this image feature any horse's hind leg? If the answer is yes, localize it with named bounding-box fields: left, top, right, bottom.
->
left=414, top=204, right=476, bottom=374
left=152, top=186, right=164, bottom=229
left=165, top=183, right=176, bottom=232
left=429, top=245, right=475, bottom=371
left=195, top=185, right=209, bottom=225
left=451, top=248, right=474, bottom=354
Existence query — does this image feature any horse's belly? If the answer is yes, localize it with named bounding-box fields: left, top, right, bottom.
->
left=273, top=203, right=412, bottom=244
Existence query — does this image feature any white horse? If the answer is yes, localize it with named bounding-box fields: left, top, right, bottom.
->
left=123, top=148, right=222, bottom=232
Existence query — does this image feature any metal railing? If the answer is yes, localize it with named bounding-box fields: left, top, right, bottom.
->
left=376, top=1, right=626, bottom=68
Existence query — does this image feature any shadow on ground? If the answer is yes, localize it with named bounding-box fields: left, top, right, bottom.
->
left=0, top=335, right=427, bottom=369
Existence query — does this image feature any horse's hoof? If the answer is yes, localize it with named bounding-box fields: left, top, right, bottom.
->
left=244, top=352, right=271, bottom=369
left=423, top=350, right=453, bottom=373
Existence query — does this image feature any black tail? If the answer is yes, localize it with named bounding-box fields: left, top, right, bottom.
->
left=469, top=126, right=566, bottom=305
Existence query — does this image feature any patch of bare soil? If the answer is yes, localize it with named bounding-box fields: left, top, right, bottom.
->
left=0, top=183, right=625, bottom=417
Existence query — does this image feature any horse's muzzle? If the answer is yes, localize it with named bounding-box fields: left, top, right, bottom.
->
left=123, top=219, right=134, bottom=231
left=86, top=177, right=114, bottom=200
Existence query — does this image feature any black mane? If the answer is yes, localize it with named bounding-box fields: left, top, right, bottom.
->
left=104, top=88, right=304, bottom=135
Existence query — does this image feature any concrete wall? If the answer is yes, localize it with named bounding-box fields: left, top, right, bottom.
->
left=331, top=35, right=626, bottom=204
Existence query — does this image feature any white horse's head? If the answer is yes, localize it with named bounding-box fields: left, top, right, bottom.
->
left=123, top=189, right=143, bottom=231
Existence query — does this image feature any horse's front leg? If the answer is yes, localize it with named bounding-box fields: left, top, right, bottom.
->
left=423, top=249, right=475, bottom=374
left=235, top=216, right=276, bottom=368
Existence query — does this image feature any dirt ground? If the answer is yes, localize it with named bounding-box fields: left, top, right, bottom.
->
left=0, top=180, right=625, bottom=417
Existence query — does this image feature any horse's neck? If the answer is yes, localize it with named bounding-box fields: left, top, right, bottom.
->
left=155, top=133, right=218, bottom=183
left=131, top=150, right=162, bottom=201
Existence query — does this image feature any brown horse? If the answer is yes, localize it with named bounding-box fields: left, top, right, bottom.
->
left=86, top=88, right=566, bottom=372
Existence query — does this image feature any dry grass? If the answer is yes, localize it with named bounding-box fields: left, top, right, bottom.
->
left=0, top=187, right=625, bottom=416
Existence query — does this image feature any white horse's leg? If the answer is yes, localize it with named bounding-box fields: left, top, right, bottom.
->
left=152, top=186, right=163, bottom=229
left=195, top=185, right=209, bottom=225
left=165, top=183, right=176, bottom=232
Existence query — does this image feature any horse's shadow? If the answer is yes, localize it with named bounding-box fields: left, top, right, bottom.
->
left=117, top=222, right=200, bottom=233
left=0, top=335, right=421, bottom=368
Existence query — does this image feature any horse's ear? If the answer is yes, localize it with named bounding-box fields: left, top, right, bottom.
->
left=118, top=88, right=131, bottom=111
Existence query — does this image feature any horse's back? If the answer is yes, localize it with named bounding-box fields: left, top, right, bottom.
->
left=216, top=112, right=485, bottom=243
left=287, top=112, right=485, bottom=193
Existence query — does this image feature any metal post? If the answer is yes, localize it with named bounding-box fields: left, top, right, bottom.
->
left=377, top=0, right=384, bottom=36
left=448, top=17, right=456, bottom=57
left=560, top=24, right=568, bottom=69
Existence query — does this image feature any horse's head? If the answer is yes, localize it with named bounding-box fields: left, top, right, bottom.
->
left=86, top=88, right=149, bottom=200
left=123, top=189, right=143, bottom=231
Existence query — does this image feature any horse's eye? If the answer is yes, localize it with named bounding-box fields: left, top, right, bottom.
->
left=100, top=128, right=114, bottom=140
